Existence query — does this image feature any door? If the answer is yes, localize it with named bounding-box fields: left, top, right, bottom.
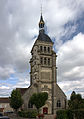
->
left=43, top=107, right=48, bottom=114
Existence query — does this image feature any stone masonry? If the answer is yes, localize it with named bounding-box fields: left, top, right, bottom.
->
left=22, top=14, right=67, bottom=114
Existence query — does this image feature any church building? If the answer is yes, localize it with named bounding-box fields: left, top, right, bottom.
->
left=21, top=13, right=67, bottom=114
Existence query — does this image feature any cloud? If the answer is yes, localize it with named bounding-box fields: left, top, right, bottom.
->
left=45, top=0, right=84, bottom=49
left=0, top=66, right=15, bottom=80
left=58, top=79, right=84, bottom=99
left=0, top=0, right=84, bottom=97
left=0, top=0, right=37, bottom=80
left=0, top=0, right=84, bottom=79
left=57, top=33, right=84, bottom=97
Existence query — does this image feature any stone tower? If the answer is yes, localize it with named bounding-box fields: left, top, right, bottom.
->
left=22, top=14, right=67, bottom=114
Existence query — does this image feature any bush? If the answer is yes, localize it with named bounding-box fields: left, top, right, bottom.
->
left=18, top=110, right=38, bottom=118
left=56, top=109, right=84, bottom=119
left=73, top=109, right=84, bottom=119
left=56, top=110, right=73, bottom=119
left=66, top=110, right=73, bottom=119
left=56, top=110, right=68, bottom=119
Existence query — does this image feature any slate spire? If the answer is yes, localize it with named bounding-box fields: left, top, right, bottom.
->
left=39, top=13, right=45, bottom=32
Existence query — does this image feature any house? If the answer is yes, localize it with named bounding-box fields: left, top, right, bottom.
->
left=0, top=97, right=13, bottom=113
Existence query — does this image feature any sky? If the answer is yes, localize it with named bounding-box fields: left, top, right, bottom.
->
left=0, top=0, right=84, bottom=99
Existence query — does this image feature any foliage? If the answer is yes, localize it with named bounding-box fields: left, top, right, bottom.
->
left=56, top=91, right=84, bottom=119
left=56, top=110, right=73, bottom=119
left=68, top=91, right=84, bottom=109
left=56, top=109, right=84, bottom=119
left=18, top=110, right=38, bottom=118
left=29, top=92, right=48, bottom=113
left=73, top=109, right=84, bottom=119
left=10, top=89, right=23, bottom=112
left=56, top=110, right=68, bottom=119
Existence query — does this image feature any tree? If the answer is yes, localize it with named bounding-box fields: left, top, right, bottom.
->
left=68, top=91, right=84, bottom=109
left=29, top=92, right=48, bottom=114
left=10, top=89, right=23, bottom=112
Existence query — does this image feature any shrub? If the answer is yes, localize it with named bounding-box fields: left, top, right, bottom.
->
left=66, top=110, right=73, bottom=119
left=56, top=109, right=84, bottom=119
left=18, top=110, right=38, bottom=118
left=73, top=109, right=84, bottom=119
left=56, top=110, right=73, bottom=119
left=56, top=110, right=68, bottom=119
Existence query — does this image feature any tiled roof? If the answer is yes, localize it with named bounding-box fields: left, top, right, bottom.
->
left=0, top=98, right=10, bottom=103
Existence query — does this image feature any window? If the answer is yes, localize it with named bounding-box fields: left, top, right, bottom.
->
left=44, top=46, right=46, bottom=52
left=40, top=46, right=42, bottom=52
left=44, top=57, right=46, bottom=64
left=48, top=58, right=50, bottom=65
left=57, top=100, right=61, bottom=108
left=48, top=47, right=50, bottom=52
left=40, top=57, right=43, bottom=64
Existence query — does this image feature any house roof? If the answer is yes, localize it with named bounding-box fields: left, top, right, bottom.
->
left=0, top=98, right=10, bottom=103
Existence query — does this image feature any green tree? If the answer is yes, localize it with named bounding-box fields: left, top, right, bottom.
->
left=10, top=89, right=23, bottom=112
left=29, top=92, right=48, bottom=114
left=68, top=91, right=84, bottom=109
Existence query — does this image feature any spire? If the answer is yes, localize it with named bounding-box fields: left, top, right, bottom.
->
left=39, top=4, right=45, bottom=32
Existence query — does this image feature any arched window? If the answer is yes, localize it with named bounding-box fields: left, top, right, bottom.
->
left=44, top=57, right=46, bottom=64
left=48, top=47, right=50, bottom=52
left=57, top=100, right=61, bottom=108
left=40, top=57, right=43, bottom=64
left=44, top=46, right=46, bottom=52
left=28, top=101, right=33, bottom=108
left=40, top=46, right=42, bottom=52
left=48, top=58, right=50, bottom=65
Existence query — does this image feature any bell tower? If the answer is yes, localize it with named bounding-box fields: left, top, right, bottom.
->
left=22, top=8, right=67, bottom=114
left=29, top=13, right=58, bottom=114
left=30, top=14, right=57, bottom=85
left=23, top=5, right=67, bottom=114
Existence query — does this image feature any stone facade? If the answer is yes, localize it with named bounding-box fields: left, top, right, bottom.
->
left=22, top=14, right=67, bottom=114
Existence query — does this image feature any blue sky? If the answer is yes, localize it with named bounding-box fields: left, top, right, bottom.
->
left=0, top=0, right=84, bottom=99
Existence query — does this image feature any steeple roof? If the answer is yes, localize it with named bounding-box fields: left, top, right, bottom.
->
left=37, top=32, right=53, bottom=43
left=39, top=13, right=45, bottom=29
left=38, top=14, right=53, bottom=43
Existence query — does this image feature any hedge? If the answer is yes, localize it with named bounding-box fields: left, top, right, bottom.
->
left=73, top=109, right=84, bottom=119
left=56, top=110, right=73, bottom=119
left=56, top=109, right=84, bottom=119
left=18, top=110, right=38, bottom=118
